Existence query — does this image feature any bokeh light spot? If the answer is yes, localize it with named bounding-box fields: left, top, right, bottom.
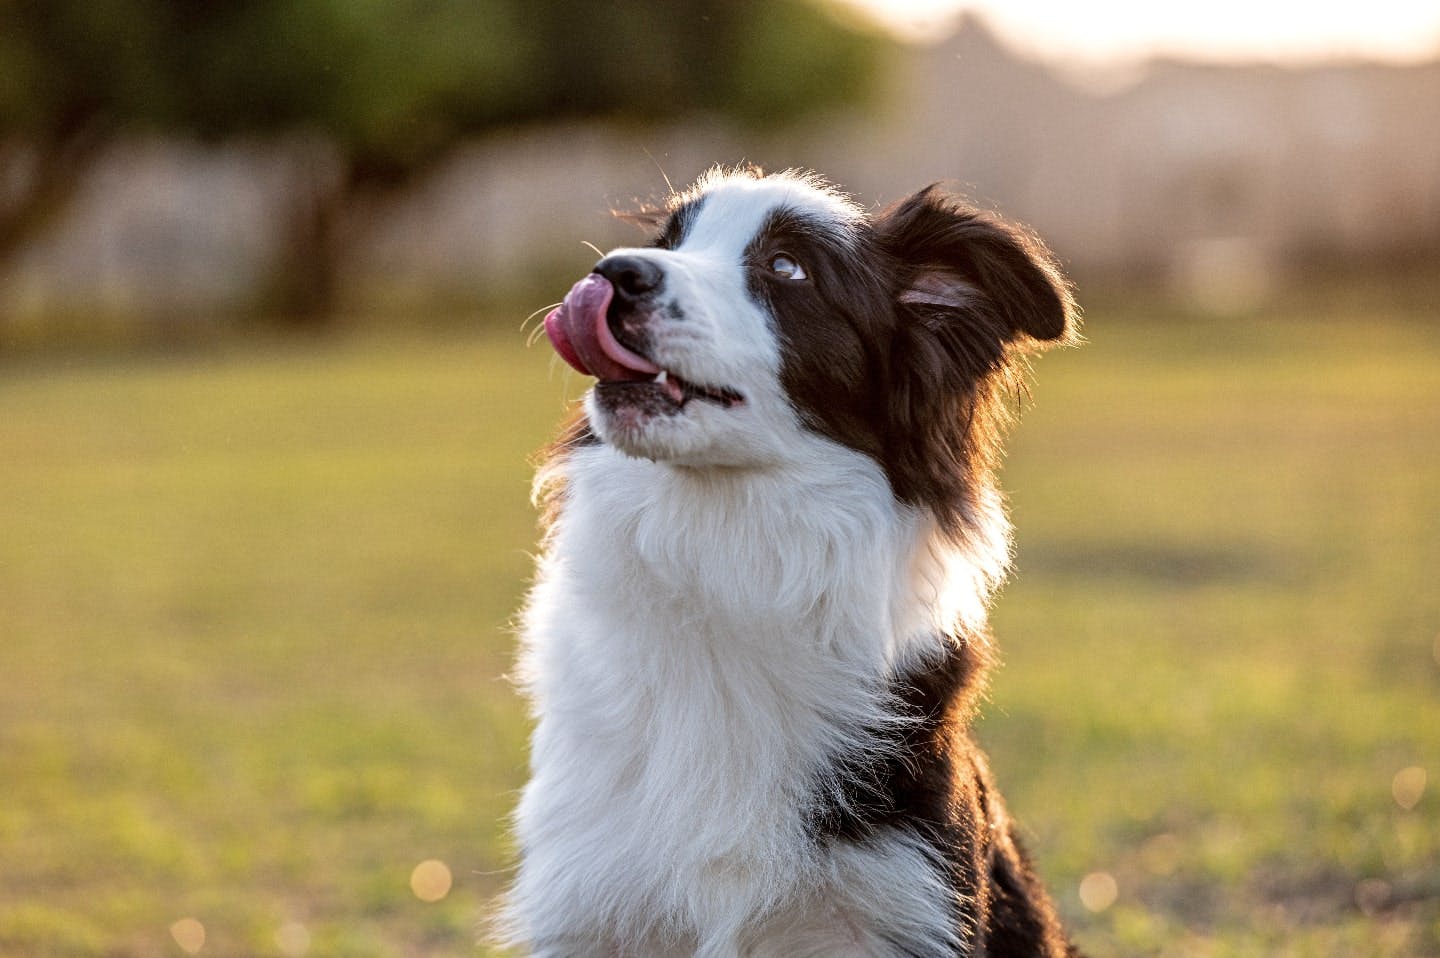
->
left=410, top=859, right=453, bottom=902
left=1355, top=878, right=1392, bottom=917
left=1078, top=871, right=1119, bottom=912
left=276, top=920, right=311, bottom=957
left=1139, top=832, right=1182, bottom=876
left=1392, top=766, right=1426, bottom=810
left=169, top=917, right=206, bottom=954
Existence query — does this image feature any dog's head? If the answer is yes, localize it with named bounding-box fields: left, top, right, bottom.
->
left=543, top=167, right=1076, bottom=533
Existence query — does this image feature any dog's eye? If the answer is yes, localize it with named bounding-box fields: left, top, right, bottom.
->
left=768, top=254, right=807, bottom=281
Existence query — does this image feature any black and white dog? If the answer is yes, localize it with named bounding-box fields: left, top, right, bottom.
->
left=503, top=167, right=1081, bottom=957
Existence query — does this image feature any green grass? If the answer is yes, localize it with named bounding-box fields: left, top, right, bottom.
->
left=988, top=306, right=1440, bottom=956
left=1, top=302, right=1438, bottom=956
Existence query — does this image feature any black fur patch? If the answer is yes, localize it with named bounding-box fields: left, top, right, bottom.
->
left=739, top=188, right=1076, bottom=540
left=743, top=206, right=894, bottom=469
left=808, top=638, right=1079, bottom=956
left=654, top=194, right=703, bottom=250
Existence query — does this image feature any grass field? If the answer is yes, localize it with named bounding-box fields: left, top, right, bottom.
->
left=2, top=297, right=1438, bottom=957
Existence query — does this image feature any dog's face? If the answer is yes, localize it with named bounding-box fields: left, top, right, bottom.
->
left=548, top=171, right=867, bottom=468
left=544, top=168, right=1075, bottom=528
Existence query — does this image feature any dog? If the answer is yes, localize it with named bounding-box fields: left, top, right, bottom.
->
left=502, top=167, right=1081, bottom=957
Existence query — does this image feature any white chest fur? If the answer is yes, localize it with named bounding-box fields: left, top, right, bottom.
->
left=504, top=439, right=1009, bottom=954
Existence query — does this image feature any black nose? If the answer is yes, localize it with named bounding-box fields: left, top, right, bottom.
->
left=594, top=255, right=663, bottom=302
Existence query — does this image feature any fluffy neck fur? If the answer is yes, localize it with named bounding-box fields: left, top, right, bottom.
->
left=507, top=432, right=1011, bottom=952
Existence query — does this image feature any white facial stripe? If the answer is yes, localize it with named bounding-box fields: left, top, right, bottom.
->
left=680, top=172, right=865, bottom=257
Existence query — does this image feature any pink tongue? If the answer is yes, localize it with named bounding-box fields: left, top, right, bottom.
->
left=543, top=274, right=660, bottom=382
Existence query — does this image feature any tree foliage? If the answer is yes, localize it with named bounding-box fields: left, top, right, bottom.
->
left=0, top=0, right=886, bottom=318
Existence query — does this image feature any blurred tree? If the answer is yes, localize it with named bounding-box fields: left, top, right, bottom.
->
left=0, top=0, right=885, bottom=323
left=0, top=2, right=148, bottom=267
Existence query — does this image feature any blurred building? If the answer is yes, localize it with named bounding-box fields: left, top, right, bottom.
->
left=4, top=15, right=1438, bottom=319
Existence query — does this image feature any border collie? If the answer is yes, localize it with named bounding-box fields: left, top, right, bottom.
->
left=503, top=167, right=1081, bottom=957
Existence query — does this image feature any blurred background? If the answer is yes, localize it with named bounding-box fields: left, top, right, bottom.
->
left=1, top=2, right=1437, bottom=956
left=3, top=0, right=1438, bottom=334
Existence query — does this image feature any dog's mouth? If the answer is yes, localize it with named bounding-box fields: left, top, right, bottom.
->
left=543, top=274, right=744, bottom=411
left=610, top=371, right=745, bottom=410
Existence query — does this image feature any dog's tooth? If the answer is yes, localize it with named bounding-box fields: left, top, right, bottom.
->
left=659, top=370, right=685, bottom=403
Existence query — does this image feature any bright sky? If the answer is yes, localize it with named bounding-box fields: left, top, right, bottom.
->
left=838, top=0, right=1440, bottom=63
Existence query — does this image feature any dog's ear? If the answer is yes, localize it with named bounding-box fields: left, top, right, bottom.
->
left=879, top=185, right=1076, bottom=345
left=873, top=187, right=1076, bottom=534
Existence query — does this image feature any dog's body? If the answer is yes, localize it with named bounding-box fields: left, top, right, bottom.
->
left=503, top=169, right=1080, bottom=957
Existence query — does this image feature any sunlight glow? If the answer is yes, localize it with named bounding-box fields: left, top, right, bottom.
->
left=1355, top=878, right=1394, bottom=917
left=410, top=859, right=454, bottom=902
left=1139, top=833, right=1183, bottom=877
left=169, top=917, right=206, bottom=955
left=838, top=0, right=1440, bottom=63
left=1078, top=871, right=1120, bottom=912
left=1392, top=766, right=1427, bottom=811
left=276, top=920, right=312, bottom=957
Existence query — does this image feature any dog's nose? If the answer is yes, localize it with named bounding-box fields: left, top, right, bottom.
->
left=594, top=255, right=663, bottom=303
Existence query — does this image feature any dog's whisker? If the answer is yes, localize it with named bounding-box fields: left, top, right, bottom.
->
left=520, top=302, right=562, bottom=337
left=580, top=240, right=604, bottom=259
left=643, top=146, right=675, bottom=197
left=521, top=302, right=562, bottom=328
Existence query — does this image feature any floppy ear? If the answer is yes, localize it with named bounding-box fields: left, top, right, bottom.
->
left=872, top=187, right=1076, bottom=535
left=880, top=185, right=1076, bottom=344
